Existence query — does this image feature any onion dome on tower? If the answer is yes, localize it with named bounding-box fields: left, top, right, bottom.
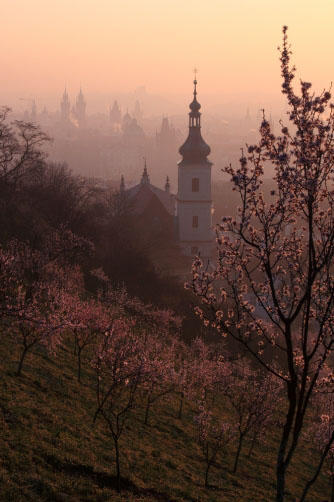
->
left=179, top=78, right=211, bottom=165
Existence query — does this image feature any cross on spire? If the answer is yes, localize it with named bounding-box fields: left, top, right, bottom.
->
left=193, top=68, right=198, bottom=97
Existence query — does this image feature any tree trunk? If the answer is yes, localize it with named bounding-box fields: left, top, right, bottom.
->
left=247, top=434, right=256, bottom=458
left=299, top=433, right=334, bottom=501
left=233, top=434, right=244, bottom=474
left=205, top=461, right=211, bottom=488
left=275, top=378, right=297, bottom=502
left=114, top=436, right=121, bottom=492
left=178, top=394, right=184, bottom=419
left=204, top=444, right=212, bottom=488
left=331, top=474, right=334, bottom=502
left=144, top=400, right=151, bottom=425
left=77, top=347, right=82, bottom=383
left=276, top=464, right=286, bottom=502
left=276, top=435, right=289, bottom=502
left=16, top=346, right=29, bottom=377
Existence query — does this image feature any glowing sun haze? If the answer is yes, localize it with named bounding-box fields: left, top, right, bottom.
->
left=2, top=0, right=334, bottom=110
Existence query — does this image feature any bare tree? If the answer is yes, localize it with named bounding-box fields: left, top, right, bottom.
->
left=0, top=106, right=50, bottom=188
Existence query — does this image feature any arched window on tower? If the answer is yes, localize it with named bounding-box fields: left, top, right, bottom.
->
left=192, top=215, right=199, bottom=228
left=192, top=177, right=199, bottom=192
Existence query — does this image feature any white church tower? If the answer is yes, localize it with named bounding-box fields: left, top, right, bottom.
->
left=177, top=77, right=213, bottom=257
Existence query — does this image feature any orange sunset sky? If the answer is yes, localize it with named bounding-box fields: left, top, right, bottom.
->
left=1, top=0, right=334, bottom=113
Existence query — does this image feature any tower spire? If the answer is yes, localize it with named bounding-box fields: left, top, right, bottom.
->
left=141, top=159, right=150, bottom=184
left=60, top=86, right=70, bottom=122
left=178, top=76, right=211, bottom=164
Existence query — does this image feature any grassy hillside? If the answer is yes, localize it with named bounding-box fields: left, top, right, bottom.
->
left=0, top=334, right=329, bottom=502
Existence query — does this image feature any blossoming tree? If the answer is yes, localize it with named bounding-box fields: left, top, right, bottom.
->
left=195, top=404, right=235, bottom=488
left=223, top=363, right=282, bottom=473
left=141, top=333, right=179, bottom=426
left=92, top=297, right=181, bottom=491
left=93, top=319, right=154, bottom=492
left=308, top=393, right=334, bottom=502
left=65, top=294, right=110, bottom=383
left=0, top=233, right=90, bottom=376
left=191, top=26, right=334, bottom=502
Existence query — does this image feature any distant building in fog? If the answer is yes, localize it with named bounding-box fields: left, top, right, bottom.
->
left=119, top=79, right=214, bottom=260
left=110, top=100, right=122, bottom=128
left=133, top=100, right=143, bottom=124
left=60, top=88, right=71, bottom=123
left=72, top=87, right=86, bottom=127
left=156, top=117, right=176, bottom=151
left=119, top=161, right=175, bottom=241
left=122, top=116, right=145, bottom=143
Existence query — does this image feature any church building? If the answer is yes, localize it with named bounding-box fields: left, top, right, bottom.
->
left=120, top=78, right=214, bottom=259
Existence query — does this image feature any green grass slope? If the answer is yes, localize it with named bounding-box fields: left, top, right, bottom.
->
left=0, top=335, right=330, bottom=502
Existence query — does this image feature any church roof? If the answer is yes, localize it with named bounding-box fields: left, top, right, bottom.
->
left=126, top=182, right=175, bottom=215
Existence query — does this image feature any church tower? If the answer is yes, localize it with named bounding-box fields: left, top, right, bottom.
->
left=60, top=87, right=71, bottom=122
left=110, top=100, right=122, bottom=125
left=73, top=87, right=86, bottom=127
left=177, top=77, right=213, bottom=257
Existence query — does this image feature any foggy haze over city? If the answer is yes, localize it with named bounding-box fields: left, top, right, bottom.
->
left=3, top=3, right=334, bottom=502
left=2, top=1, right=334, bottom=105
left=2, top=0, right=334, bottom=186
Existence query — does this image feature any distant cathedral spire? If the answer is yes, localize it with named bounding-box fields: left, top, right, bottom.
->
left=74, top=87, right=86, bottom=126
left=141, top=159, right=150, bottom=184
left=110, top=100, right=121, bottom=124
left=133, top=100, right=143, bottom=123
left=60, top=87, right=71, bottom=122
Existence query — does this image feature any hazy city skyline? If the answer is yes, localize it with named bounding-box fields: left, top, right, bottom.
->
left=2, top=0, right=334, bottom=115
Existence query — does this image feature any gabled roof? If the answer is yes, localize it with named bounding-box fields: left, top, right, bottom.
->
left=126, top=182, right=175, bottom=215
